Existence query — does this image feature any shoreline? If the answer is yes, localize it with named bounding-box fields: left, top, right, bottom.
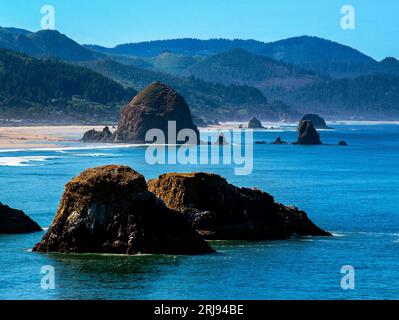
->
left=0, top=125, right=106, bottom=149
left=0, top=121, right=398, bottom=150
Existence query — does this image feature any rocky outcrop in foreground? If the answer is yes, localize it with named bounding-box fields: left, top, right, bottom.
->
left=248, top=117, right=264, bottom=129
left=113, top=82, right=199, bottom=143
left=0, top=202, right=41, bottom=234
left=295, top=120, right=323, bottom=145
left=33, top=165, right=214, bottom=255
left=301, top=114, right=331, bottom=129
left=148, top=172, right=331, bottom=240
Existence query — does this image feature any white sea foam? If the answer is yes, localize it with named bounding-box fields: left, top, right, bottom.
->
left=0, top=156, right=56, bottom=166
left=0, top=143, right=147, bottom=154
left=331, top=232, right=345, bottom=237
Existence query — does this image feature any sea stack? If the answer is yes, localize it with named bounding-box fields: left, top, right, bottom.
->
left=33, top=165, right=214, bottom=255
left=148, top=172, right=331, bottom=240
left=82, top=126, right=112, bottom=142
left=272, top=137, right=287, bottom=144
left=295, top=120, right=323, bottom=145
left=0, top=202, right=41, bottom=234
left=112, top=82, right=199, bottom=143
left=248, top=117, right=264, bottom=129
left=301, top=114, right=331, bottom=129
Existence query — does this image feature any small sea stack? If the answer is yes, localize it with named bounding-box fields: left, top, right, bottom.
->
left=248, top=117, right=264, bottom=129
left=0, top=202, right=41, bottom=234
left=215, top=134, right=229, bottom=145
left=148, top=172, right=331, bottom=240
left=338, top=140, right=348, bottom=146
left=295, top=120, right=323, bottom=145
left=301, top=114, right=332, bottom=129
left=33, top=165, right=214, bottom=255
left=272, top=137, right=287, bottom=144
left=82, top=126, right=112, bottom=142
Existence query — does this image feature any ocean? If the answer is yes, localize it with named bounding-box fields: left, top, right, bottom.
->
left=0, top=122, right=398, bottom=300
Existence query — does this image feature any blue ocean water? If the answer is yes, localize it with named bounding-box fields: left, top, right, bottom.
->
left=0, top=123, right=398, bottom=300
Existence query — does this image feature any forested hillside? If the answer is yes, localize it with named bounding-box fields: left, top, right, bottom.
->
left=0, top=49, right=136, bottom=122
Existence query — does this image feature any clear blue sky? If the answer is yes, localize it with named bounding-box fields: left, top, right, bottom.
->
left=0, top=0, right=397, bottom=60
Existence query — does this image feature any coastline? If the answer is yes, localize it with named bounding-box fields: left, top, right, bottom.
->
left=0, top=121, right=398, bottom=150
left=0, top=125, right=107, bottom=149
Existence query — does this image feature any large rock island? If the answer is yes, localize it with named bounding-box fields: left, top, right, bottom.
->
left=148, top=172, right=331, bottom=240
left=0, top=202, right=41, bottom=234
left=301, top=114, right=331, bottom=129
left=295, top=120, right=323, bottom=145
left=33, top=165, right=214, bottom=255
left=82, top=82, right=200, bottom=144
left=248, top=117, right=264, bottom=129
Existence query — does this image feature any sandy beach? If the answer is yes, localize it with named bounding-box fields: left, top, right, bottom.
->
left=1, top=121, right=397, bottom=150
left=0, top=126, right=106, bottom=149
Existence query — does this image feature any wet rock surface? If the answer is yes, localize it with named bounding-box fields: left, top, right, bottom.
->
left=33, top=165, right=214, bottom=255
left=148, top=172, right=331, bottom=240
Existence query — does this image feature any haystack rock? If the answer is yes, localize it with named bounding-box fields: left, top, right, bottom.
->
left=82, top=126, right=112, bottom=142
left=248, top=117, right=264, bottom=129
left=295, top=120, right=323, bottom=145
left=112, top=82, right=199, bottom=143
left=33, top=165, right=214, bottom=255
left=0, top=202, right=41, bottom=234
left=301, top=114, right=332, bottom=129
left=148, top=172, right=331, bottom=240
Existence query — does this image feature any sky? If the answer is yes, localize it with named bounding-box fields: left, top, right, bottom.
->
left=0, top=0, right=398, bottom=60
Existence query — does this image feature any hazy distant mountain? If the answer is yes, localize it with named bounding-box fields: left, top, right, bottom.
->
left=1, top=26, right=399, bottom=120
left=183, top=48, right=322, bottom=91
left=86, top=36, right=381, bottom=77
left=85, top=38, right=267, bottom=57
left=0, top=49, right=136, bottom=122
left=0, top=27, right=102, bottom=61
left=81, top=59, right=295, bottom=121
left=270, top=74, right=399, bottom=118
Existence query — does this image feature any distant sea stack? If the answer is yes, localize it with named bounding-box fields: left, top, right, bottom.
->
left=33, top=165, right=214, bottom=255
left=272, top=137, right=287, bottom=144
left=248, top=117, right=264, bottom=129
left=295, top=120, right=323, bottom=145
left=301, top=114, right=331, bottom=129
left=82, top=126, right=112, bottom=142
left=0, top=202, right=41, bottom=234
left=112, top=82, right=199, bottom=143
left=148, top=172, right=331, bottom=240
